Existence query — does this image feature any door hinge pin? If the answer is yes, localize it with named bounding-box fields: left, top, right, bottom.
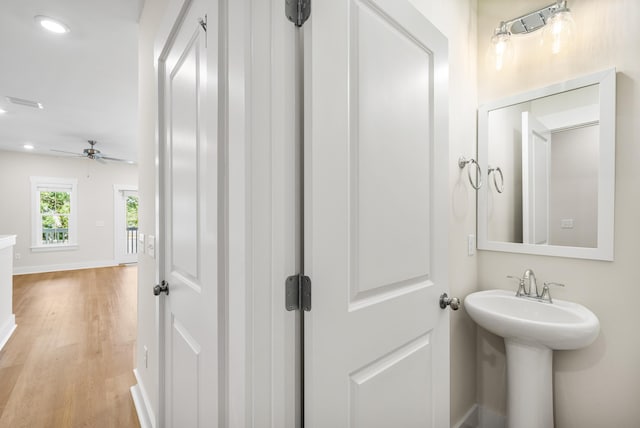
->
left=285, top=0, right=310, bottom=28
left=285, top=274, right=311, bottom=311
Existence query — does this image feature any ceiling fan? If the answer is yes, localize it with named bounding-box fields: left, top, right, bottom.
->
left=51, top=140, right=134, bottom=163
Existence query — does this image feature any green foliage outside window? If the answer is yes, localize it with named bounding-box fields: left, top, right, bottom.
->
left=126, top=195, right=139, bottom=228
left=40, top=191, right=70, bottom=243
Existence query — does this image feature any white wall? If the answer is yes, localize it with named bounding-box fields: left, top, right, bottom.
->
left=0, top=150, right=137, bottom=274
left=477, top=0, right=640, bottom=425
left=486, top=103, right=527, bottom=243
left=407, top=1, right=479, bottom=425
left=548, top=125, right=599, bottom=247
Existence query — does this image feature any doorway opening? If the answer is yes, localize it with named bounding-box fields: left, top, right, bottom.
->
left=114, top=185, right=139, bottom=264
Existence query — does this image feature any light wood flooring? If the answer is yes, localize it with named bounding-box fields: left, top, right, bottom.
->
left=0, top=266, right=140, bottom=428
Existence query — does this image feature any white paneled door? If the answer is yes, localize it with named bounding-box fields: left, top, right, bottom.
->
left=157, top=0, right=220, bottom=426
left=304, top=0, right=450, bottom=427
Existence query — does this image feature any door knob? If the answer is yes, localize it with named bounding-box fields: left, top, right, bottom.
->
left=440, top=293, right=460, bottom=310
left=154, top=280, right=169, bottom=296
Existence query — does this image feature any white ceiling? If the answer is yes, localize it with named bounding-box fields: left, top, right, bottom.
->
left=0, top=0, right=142, bottom=162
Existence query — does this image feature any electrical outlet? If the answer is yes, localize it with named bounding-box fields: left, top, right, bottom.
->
left=14, top=252, right=21, bottom=260
left=560, top=218, right=574, bottom=229
left=144, top=346, right=148, bottom=369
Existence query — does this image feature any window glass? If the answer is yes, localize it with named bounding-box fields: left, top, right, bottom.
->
left=30, top=177, right=78, bottom=249
left=39, top=191, right=71, bottom=245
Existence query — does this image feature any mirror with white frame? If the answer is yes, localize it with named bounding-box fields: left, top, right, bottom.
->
left=477, top=68, right=616, bottom=260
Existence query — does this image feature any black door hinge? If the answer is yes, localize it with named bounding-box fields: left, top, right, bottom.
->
left=285, top=0, right=310, bottom=28
left=285, top=274, right=311, bottom=311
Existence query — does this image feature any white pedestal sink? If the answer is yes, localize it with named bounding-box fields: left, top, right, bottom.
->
left=465, top=289, right=599, bottom=428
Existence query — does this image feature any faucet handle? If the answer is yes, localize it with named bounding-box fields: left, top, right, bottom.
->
left=544, top=282, right=565, bottom=288
left=541, top=282, right=565, bottom=303
left=507, top=275, right=526, bottom=297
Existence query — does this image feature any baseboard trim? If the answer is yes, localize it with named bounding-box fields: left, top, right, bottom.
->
left=478, top=405, right=506, bottom=428
left=0, top=315, right=17, bottom=352
left=453, top=404, right=506, bottom=428
left=13, top=260, right=119, bottom=275
left=453, top=404, right=478, bottom=428
left=132, top=369, right=156, bottom=428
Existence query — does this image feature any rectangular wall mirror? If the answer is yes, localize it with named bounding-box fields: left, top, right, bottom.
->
left=477, top=68, right=616, bottom=260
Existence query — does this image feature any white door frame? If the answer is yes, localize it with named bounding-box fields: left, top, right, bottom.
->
left=113, top=184, right=138, bottom=264
left=522, top=112, right=551, bottom=245
left=225, top=0, right=301, bottom=426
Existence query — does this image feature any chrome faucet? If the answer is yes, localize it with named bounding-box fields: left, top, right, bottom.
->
left=508, top=269, right=565, bottom=303
left=523, top=269, right=538, bottom=297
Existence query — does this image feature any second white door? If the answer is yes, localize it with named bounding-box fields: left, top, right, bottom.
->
left=304, top=0, right=451, bottom=426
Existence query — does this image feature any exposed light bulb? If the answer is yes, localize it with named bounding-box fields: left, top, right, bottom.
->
left=486, top=24, right=514, bottom=72
left=542, top=6, right=575, bottom=54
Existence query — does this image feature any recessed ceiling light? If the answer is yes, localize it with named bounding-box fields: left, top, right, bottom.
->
left=23, top=144, right=35, bottom=150
left=34, top=15, right=70, bottom=34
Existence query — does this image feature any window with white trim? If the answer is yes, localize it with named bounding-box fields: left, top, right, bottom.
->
left=31, top=177, right=78, bottom=250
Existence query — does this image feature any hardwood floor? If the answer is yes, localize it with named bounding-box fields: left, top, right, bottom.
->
left=0, top=266, right=140, bottom=428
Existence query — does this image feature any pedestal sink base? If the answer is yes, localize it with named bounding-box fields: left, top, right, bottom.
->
left=505, top=339, right=553, bottom=428
left=465, top=290, right=600, bottom=428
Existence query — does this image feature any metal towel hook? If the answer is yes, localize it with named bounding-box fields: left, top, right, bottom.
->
left=458, top=156, right=482, bottom=190
left=488, top=165, right=504, bottom=193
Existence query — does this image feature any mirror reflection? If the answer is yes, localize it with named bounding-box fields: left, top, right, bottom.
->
left=486, top=84, right=599, bottom=248
left=477, top=68, right=615, bottom=261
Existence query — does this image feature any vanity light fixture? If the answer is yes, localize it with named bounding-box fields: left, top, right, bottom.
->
left=34, top=15, right=70, bottom=34
left=542, top=2, right=575, bottom=55
left=487, top=22, right=514, bottom=72
left=488, top=0, right=575, bottom=71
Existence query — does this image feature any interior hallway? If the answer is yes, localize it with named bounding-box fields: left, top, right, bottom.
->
left=0, top=266, right=139, bottom=427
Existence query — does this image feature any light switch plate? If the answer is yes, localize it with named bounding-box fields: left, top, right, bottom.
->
left=147, top=235, right=155, bottom=259
left=468, top=234, right=476, bottom=256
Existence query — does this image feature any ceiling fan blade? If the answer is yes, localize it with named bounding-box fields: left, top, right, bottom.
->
left=101, top=156, right=135, bottom=164
left=95, top=157, right=107, bottom=164
left=51, top=149, right=84, bottom=156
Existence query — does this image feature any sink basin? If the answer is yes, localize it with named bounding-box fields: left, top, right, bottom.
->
left=465, top=289, right=600, bottom=428
left=465, top=289, right=599, bottom=349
